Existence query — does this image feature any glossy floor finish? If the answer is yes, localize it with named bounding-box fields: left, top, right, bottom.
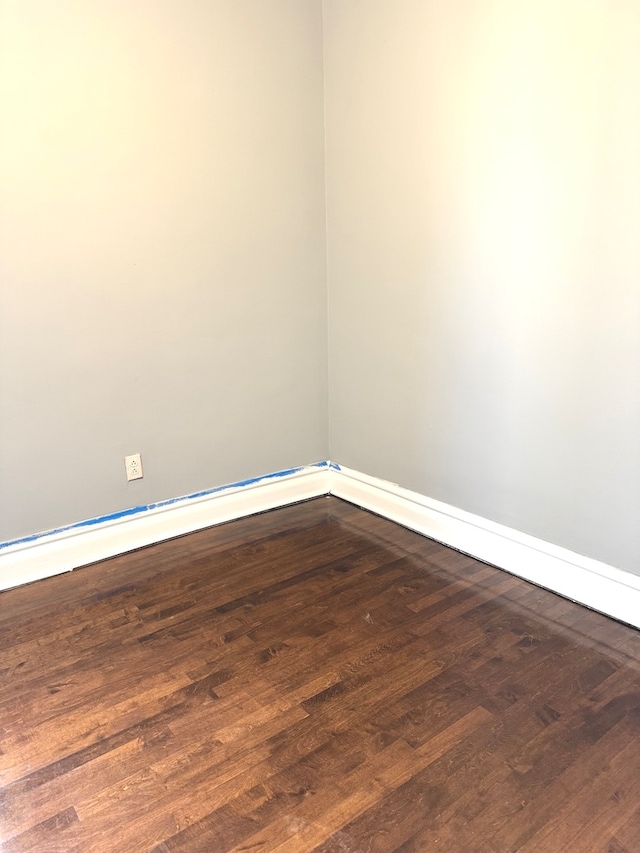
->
left=2, top=498, right=640, bottom=852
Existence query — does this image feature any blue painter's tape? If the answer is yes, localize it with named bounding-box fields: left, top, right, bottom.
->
left=0, top=461, right=331, bottom=551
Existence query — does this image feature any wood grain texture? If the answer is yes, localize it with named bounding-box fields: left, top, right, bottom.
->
left=2, top=496, right=640, bottom=852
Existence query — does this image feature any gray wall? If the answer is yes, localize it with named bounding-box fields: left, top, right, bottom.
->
left=0, top=1, right=328, bottom=541
left=324, top=0, right=640, bottom=573
left=3, top=0, right=639, bottom=578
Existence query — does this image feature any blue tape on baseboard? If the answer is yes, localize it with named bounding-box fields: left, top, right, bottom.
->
left=0, top=461, right=332, bottom=551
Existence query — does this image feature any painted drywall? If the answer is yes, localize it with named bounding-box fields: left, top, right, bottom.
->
left=324, top=1, right=640, bottom=573
left=3, top=0, right=639, bottom=583
left=0, top=0, right=328, bottom=541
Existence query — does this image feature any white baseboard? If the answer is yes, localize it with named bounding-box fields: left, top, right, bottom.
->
left=0, top=464, right=330, bottom=592
left=330, top=464, right=640, bottom=630
left=2, top=460, right=639, bottom=632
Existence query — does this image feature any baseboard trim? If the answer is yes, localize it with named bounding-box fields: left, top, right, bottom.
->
left=330, top=464, right=640, bottom=630
left=3, top=460, right=639, bottom=631
left=0, top=463, right=330, bottom=592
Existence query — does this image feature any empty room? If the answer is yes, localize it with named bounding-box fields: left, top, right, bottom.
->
left=1, top=1, right=640, bottom=850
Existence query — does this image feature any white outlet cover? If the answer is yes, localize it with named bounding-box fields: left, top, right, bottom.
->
left=125, top=453, right=143, bottom=481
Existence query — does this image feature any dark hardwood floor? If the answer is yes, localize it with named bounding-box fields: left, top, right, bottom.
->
left=1, top=496, right=640, bottom=852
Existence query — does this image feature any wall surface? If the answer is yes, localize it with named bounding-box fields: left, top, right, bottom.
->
left=0, top=0, right=328, bottom=541
left=324, top=0, right=640, bottom=573
left=3, top=0, right=639, bottom=580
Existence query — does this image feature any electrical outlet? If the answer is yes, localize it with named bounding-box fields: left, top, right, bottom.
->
left=125, top=453, right=143, bottom=481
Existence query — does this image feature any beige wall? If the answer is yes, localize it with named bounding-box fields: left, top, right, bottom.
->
left=0, top=1, right=328, bottom=540
left=324, top=0, right=640, bottom=572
